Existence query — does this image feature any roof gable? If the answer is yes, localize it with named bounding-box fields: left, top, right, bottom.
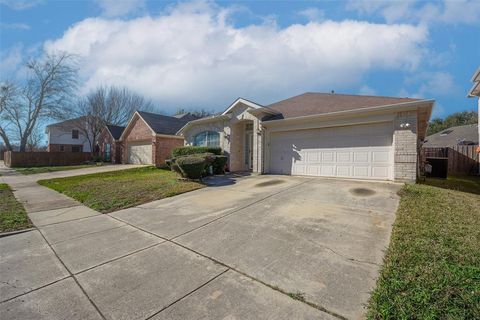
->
left=137, top=111, right=188, bottom=136
left=106, top=125, right=125, bottom=140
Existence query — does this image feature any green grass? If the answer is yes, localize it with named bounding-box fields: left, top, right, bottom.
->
left=38, top=167, right=204, bottom=213
left=15, top=164, right=95, bottom=175
left=0, top=184, right=33, bottom=232
left=367, top=178, right=480, bottom=319
left=421, top=174, right=480, bottom=195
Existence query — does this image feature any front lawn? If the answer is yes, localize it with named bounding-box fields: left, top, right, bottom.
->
left=421, top=174, right=480, bottom=195
left=0, top=184, right=33, bottom=233
left=367, top=178, right=480, bottom=319
left=38, top=167, right=203, bottom=213
left=15, top=164, right=95, bottom=175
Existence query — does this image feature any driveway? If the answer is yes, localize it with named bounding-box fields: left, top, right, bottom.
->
left=0, top=174, right=401, bottom=320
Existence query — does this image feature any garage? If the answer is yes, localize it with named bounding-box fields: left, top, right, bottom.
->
left=268, top=122, right=394, bottom=180
left=127, top=141, right=152, bottom=164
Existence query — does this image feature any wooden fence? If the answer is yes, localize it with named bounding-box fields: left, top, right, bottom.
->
left=421, top=145, right=479, bottom=175
left=4, top=151, right=91, bottom=168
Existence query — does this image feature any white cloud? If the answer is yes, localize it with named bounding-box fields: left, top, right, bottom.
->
left=44, top=2, right=428, bottom=112
left=95, top=0, right=145, bottom=17
left=358, top=85, right=376, bottom=96
left=0, top=22, right=30, bottom=30
left=401, top=71, right=457, bottom=100
left=298, top=7, right=325, bottom=22
left=347, top=0, right=480, bottom=25
left=0, top=0, right=43, bottom=10
left=0, top=45, right=23, bottom=76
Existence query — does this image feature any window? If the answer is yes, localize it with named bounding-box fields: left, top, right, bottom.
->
left=72, top=129, right=79, bottom=139
left=72, top=146, right=82, bottom=153
left=193, top=131, right=220, bottom=147
left=59, top=145, right=65, bottom=152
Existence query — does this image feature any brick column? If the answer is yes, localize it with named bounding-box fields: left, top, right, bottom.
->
left=394, top=111, right=418, bottom=182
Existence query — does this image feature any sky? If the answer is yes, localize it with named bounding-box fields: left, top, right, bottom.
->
left=1, top=0, right=479, bottom=119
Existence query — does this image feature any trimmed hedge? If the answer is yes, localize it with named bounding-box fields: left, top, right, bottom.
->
left=172, top=146, right=222, bottom=157
left=212, top=155, right=228, bottom=174
left=176, top=156, right=206, bottom=179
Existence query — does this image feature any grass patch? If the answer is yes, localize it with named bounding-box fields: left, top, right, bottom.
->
left=287, top=291, right=306, bottom=302
left=38, top=167, right=204, bottom=213
left=15, top=164, right=95, bottom=175
left=0, top=184, right=32, bottom=232
left=367, top=181, right=480, bottom=319
left=421, top=174, right=480, bottom=195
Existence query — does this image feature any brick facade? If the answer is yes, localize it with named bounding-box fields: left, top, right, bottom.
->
left=393, top=111, right=418, bottom=182
left=121, top=115, right=184, bottom=167
left=153, top=136, right=184, bottom=167
left=98, top=128, right=123, bottom=164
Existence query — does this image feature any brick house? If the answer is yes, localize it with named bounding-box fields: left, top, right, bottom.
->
left=98, top=125, right=125, bottom=163
left=178, top=93, right=434, bottom=182
left=119, top=111, right=192, bottom=166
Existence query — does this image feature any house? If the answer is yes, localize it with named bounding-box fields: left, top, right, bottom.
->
left=119, top=111, right=193, bottom=166
left=46, top=117, right=92, bottom=153
left=177, top=92, right=434, bottom=182
left=467, top=66, right=480, bottom=142
left=97, top=125, right=125, bottom=163
left=423, top=124, right=479, bottom=147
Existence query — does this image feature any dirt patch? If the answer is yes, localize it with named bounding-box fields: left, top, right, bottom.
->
left=350, top=187, right=376, bottom=197
left=254, top=179, right=285, bottom=187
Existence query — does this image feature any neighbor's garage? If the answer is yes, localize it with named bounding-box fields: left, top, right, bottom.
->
left=127, top=141, right=152, bottom=164
left=268, top=122, right=394, bottom=180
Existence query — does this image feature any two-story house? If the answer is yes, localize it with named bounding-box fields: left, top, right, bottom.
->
left=46, top=117, right=92, bottom=152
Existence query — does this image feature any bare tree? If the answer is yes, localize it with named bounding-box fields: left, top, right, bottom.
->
left=67, top=86, right=156, bottom=153
left=0, top=52, right=78, bottom=151
left=174, top=107, right=212, bottom=118
left=0, top=81, right=17, bottom=150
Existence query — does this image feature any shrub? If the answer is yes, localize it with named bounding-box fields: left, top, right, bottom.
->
left=212, top=155, right=228, bottom=174
left=176, top=156, right=206, bottom=179
left=172, top=146, right=222, bottom=157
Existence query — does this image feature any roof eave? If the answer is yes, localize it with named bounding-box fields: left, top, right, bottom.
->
left=221, top=98, right=264, bottom=115
left=176, top=114, right=230, bottom=135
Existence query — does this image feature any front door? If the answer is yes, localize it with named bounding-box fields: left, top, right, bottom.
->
left=245, top=132, right=253, bottom=170
left=105, top=143, right=111, bottom=162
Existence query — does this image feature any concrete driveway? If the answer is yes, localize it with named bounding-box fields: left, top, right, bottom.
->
left=0, top=174, right=401, bottom=320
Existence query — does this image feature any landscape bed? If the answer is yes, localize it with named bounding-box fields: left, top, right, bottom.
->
left=368, top=175, right=480, bottom=319
left=38, top=166, right=204, bottom=213
left=0, top=184, right=33, bottom=233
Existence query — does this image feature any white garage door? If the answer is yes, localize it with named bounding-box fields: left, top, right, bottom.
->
left=128, top=142, right=152, bottom=164
left=269, top=122, right=393, bottom=180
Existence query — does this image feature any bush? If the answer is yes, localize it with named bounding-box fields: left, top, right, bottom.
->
left=176, top=156, right=206, bottom=179
left=172, top=146, right=222, bottom=157
left=212, top=155, right=228, bottom=174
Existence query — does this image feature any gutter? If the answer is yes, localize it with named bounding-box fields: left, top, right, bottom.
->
left=261, top=99, right=435, bottom=127
left=176, top=114, right=230, bottom=135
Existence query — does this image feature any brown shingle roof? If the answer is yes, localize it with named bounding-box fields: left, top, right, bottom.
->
left=265, top=92, right=421, bottom=120
left=423, top=124, right=479, bottom=147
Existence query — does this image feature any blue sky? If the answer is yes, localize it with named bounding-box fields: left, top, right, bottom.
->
left=1, top=0, right=479, bottom=119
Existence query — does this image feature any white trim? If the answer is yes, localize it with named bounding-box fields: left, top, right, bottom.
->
left=470, top=66, right=480, bottom=82
left=155, top=134, right=185, bottom=139
left=261, top=100, right=434, bottom=127
left=468, top=81, right=480, bottom=97
left=176, top=114, right=230, bottom=135
left=221, top=98, right=264, bottom=115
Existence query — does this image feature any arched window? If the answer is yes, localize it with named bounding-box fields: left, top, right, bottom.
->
left=194, top=131, right=220, bottom=147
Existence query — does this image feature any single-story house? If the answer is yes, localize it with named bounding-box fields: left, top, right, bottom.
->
left=119, top=111, right=192, bottom=166
left=423, top=124, right=479, bottom=148
left=98, top=125, right=125, bottom=163
left=177, top=92, right=434, bottom=182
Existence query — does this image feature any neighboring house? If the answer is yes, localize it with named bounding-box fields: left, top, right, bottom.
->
left=119, top=111, right=193, bottom=166
left=46, top=117, right=92, bottom=153
left=178, top=92, right=434, bottom=182
left=423, top=124, right=479, bottom=148
left=98, top=125, right=125, bottom=163
left=467, top=66, right=480, bottom=142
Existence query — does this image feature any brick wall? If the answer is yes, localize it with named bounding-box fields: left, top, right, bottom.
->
left=153, top=136, right=184, bottom=167
left=122, top=116, right=155, bottom=164
left=394, top=111, right=418, bottom=182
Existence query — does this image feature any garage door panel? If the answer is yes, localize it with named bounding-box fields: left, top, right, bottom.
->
left=128, top=142, right=152, bottom=165
left=269, top=122, right=393, bottom=180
